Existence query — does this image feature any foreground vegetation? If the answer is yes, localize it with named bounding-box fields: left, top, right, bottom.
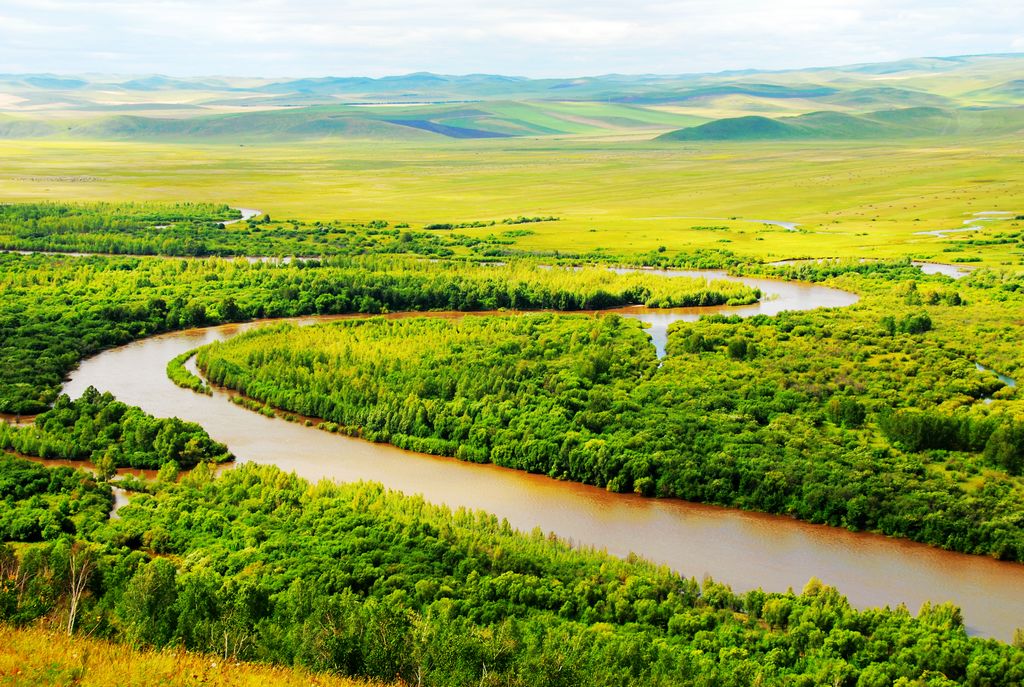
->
left=2, top=454, right=1022, bottom=686
left=0, top=625, right=380, bottom=687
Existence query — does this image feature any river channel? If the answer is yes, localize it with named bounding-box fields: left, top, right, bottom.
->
left=59, top=273, right=1024, bottom=640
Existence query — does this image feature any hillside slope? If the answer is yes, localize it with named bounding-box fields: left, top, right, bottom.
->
left=658, top=106, right=1024, bottom=140
left=3, top=53, right=1024, bottom=141
left=0, top=625, right=383, bottom=687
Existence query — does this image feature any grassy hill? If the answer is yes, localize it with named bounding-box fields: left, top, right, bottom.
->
left=0, top=101, right=709, bottom=141
left=658, top=106, right=1024, bottom=141
left=70, top=109, right=435, bottom=141
left=0, top=625, right=384, bottom=687
left=4, top=53, right=1022, bottom=110
left=819, top=86, right=954, bottom=109
left=8, top=100, right=1021, bottom=143
left=2, top=53, right=1024, bottom=142
left=658, top=114, right=805, bottom=140
left=0, top=115, right=58, bottom=138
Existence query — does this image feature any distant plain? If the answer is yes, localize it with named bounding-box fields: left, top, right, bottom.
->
left=0, top=54, right=1022, bottom=266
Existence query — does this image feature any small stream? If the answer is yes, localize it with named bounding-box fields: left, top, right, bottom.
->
left=914, top=210, right=1016, bottom=238
left=977, top=362, right=1018, bottom=404
left=976, top=362, right=1018, bottom=389
left=607, top=267, right=855, bottom=357
left=12, top=456, right=160, bottom=519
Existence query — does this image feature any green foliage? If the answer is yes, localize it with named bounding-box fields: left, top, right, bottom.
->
left=0, top=202, right=240, bottom=256
left=118, top=558, right=180, bottom=646
left=166, top=349, right=211, bottom=395
left=899, top=312, right=933, bottom=334
left=199, top=314, right=655, bottom=460
left=0, top=454, right=112, bottom=543
left=983, top=421, right=1024, bottom=475
left=878, top=408, right=993, bottom=454
left=0, top=386, right=231, bottom=468
left=196, top=269, right=1024, bottom=560
left=5, top=463, right=1024, bottom=685
left=0, top=203, right=564, bottom=260
left=0, top=201, right=239, bottom=228
left=826, top=397, right=867, bottom=428
left=753, top=258, right=943, bottom=284
left=0, top=251, right=754, bottom=413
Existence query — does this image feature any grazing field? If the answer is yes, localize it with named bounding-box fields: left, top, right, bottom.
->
left=0, top=134, right=1021, bottom=266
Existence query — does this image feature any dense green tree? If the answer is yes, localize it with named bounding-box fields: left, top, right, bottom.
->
left=0, top=387, right=231, bottom=469
left=118, top=558, right=179, bottom=646
left=0, top=252, right=755, bottom=413
left=193, top=267, right=1024, bottom=561
left=0, top=455, right=112, bottom=542
left=5, top=462, right=1022, bottom=685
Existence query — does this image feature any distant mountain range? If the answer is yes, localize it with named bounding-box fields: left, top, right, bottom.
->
left=0, top=53, right=1022, bottom=141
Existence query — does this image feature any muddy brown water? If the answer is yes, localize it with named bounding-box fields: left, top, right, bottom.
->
left=57, top=276, right=1024, bottom=640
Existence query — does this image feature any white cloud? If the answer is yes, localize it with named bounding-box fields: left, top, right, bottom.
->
left=0, top=0, right=1021, bottom=76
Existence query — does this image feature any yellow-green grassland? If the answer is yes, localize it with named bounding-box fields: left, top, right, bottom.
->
left=1, top=135, right=1021, bottom=266
left=0, top=625, right=382, bottom=687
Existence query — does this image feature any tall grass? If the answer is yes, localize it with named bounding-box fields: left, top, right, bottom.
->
left=0, top=625, right=385, bottom=687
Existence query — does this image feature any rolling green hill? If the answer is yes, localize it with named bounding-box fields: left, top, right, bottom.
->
left=965, top=79, right=1024, bottom=104
left=658, top=106, right=1024, bottom=141
left=658, top=115, right=803, bottom=140
left=0, top=114, right=58, bottom=138
left=70, top=109, right=435, bottom=141
left=14, top=101, right=1020, bottom=143
left=0, top=101, right=709, bottom=141
left=1, top=53, right=1024, bottom=141
left=819, top=86, right=954, bottom=109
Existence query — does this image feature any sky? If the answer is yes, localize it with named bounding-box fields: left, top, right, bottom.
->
left=0, top=0, right=1022, bottom=78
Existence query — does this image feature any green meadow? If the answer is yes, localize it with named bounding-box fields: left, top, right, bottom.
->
left=2, top=55, right=1022, bottom=267
left=1, top=134, right=1021, bottom=266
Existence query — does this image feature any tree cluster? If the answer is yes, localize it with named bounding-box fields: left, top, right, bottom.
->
left=0, top=386, right=231, bottom=470
left=0, top=455, right=112, bottom=544
left=2, top=460, right=1021, bottom=686
left=0, top=252, right=755, bottom=413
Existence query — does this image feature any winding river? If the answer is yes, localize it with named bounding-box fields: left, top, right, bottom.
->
left=58, top=273, right=1024, bottom=640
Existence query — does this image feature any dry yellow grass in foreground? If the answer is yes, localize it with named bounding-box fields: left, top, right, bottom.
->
left=0, top=626, right=383, bottom=687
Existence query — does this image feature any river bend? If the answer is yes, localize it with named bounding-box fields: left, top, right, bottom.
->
left=59, top=275, right=1024, bottom=640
